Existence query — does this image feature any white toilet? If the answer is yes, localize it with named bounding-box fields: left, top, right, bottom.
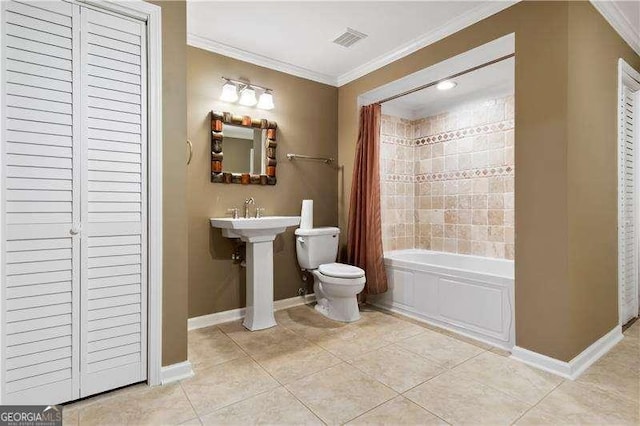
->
left=295, top=227, right=366, bottom=322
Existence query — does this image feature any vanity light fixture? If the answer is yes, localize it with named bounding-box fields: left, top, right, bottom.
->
left=257, top=90, right=274, bottom=110
left=436, top=80, right=457, bottom=91
left=220, top=77, right=275, bottom=110
left=220, top=79, right=239, bottom=102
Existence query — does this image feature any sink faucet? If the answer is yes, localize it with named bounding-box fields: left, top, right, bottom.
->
left=244, top=197, right=255, bottom=219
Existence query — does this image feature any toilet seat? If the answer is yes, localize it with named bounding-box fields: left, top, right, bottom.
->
left=318, top=262, right=365, bottom=279
left=313, top=270, right=366, bottom=287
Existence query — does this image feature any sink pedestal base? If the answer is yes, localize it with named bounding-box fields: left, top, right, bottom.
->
left=243, top=237, right=277, bottom=331
left=209, top=216, right=301, bottom=332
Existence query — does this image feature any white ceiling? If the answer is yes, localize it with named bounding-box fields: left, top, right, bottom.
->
left=382, top=57, right=514, bottom=119
left=187, top=1, right=516, bottom=86
left=187, top=1, right=639, bottom=87
left=615, top=1, right=639, bottom=27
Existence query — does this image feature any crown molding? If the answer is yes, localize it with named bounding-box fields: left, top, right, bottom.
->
left=591, top=1, right=640, bottom=56
left=187, top=33, right=338, bottom=86
left=335, top=1, right=519, bottom=86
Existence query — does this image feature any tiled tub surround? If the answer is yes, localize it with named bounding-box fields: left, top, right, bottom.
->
left=380, top=95, right=515, bottom=259
left=380, top=115, right=415, bottom=251
left=61, top=305, right=639, bottom=425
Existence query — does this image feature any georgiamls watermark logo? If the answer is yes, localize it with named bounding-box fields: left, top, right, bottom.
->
left=0, top=405, right=62, bottom=426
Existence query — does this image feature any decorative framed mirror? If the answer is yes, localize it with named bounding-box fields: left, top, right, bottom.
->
left=211, top=111, right=278, bottom=185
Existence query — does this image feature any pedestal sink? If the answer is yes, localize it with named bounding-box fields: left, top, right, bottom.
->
left=210, top=216, right=301, bottom=330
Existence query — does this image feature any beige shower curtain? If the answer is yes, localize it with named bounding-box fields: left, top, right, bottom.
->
left=347, top=103, right=388, bottom=296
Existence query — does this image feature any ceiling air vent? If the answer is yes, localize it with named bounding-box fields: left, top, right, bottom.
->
left=333, top=28, right=368, bottom=48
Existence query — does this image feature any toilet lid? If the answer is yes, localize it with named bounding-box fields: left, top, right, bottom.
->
left=318, top=263, right=365, bottom=279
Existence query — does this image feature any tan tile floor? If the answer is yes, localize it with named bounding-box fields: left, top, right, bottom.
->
left=64, top=305, right=640, bottom=425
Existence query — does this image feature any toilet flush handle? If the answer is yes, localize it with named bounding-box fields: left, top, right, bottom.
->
left=297, top=237, right=305, bottom=245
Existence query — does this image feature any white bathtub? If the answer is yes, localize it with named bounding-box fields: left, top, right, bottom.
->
left=371, top=249, right=515, bottom=349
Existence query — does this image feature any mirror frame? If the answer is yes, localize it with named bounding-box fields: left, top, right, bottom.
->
left=210, top=111, right=278, bottom=185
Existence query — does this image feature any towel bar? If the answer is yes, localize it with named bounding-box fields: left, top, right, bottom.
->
left=286, top=153, right=334, bottom=164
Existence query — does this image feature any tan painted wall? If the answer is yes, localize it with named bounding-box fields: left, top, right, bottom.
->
left=567, top=2, right=640, bottom=355
left=148, top=0, right=189, bottom=366
left=339, top=1, right=638, bottom=361
left=187, top=47, right=338, bottom=318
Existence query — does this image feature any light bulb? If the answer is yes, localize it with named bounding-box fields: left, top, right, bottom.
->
left=436, top=80, right=457, bottom=91
left=239, top=86, right=257, bottom=106
left=220, top=80, right=238, bottom=102
left=257, top=90, right=274, bottom=110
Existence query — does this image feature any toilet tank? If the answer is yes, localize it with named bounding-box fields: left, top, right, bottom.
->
left=295, top=227, right=340, bottom=269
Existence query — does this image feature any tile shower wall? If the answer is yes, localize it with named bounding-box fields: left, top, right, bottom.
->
left=380, top=95, right=514, bottom=259
left=380, top=115, right=415, bottom=251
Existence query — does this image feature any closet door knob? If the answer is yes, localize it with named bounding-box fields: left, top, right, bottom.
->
left=70, top=224, right=81, bottom=235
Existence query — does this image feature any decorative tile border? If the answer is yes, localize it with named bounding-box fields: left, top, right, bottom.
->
left=415, top=119, right=514, bottom=146
left=383, top=166, right=514, bottom=183
left=381, top=136, right=414, bottom=146
left=416, top=165, right=514, bottom=182
left=381, top=174, right=415, bottom=183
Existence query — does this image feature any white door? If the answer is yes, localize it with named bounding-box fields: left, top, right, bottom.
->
left=79, top=6, right=148, bottom=397
left=618, top=60, right=640, bottom=325
left=2, top=0, right=80, bottom=404
left=1, top=0, right=148, bottom=404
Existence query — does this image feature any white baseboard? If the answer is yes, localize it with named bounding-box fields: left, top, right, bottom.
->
left=161, top=360, right=194, bottom=384
left=510, top=325, right=623, bottom=380
left=188, top=294, right=316, bottom=331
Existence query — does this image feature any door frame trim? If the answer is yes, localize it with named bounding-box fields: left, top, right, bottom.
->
left=617, top=58, right=640, bottom=326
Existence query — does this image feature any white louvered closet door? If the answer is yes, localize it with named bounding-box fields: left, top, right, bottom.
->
left=619, top=74, right=640, bottom=325
left=2, top=0, right=80, bottom=404
left=79, top=7, right=147, bottom=396
left=1, top=0, right=148, bottom=404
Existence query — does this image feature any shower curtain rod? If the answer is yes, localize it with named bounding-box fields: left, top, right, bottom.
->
left=376, top=53, right=515, bottom=105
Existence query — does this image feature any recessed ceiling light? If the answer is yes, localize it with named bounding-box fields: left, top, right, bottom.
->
left=436, top=80, right=457, bottom=91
